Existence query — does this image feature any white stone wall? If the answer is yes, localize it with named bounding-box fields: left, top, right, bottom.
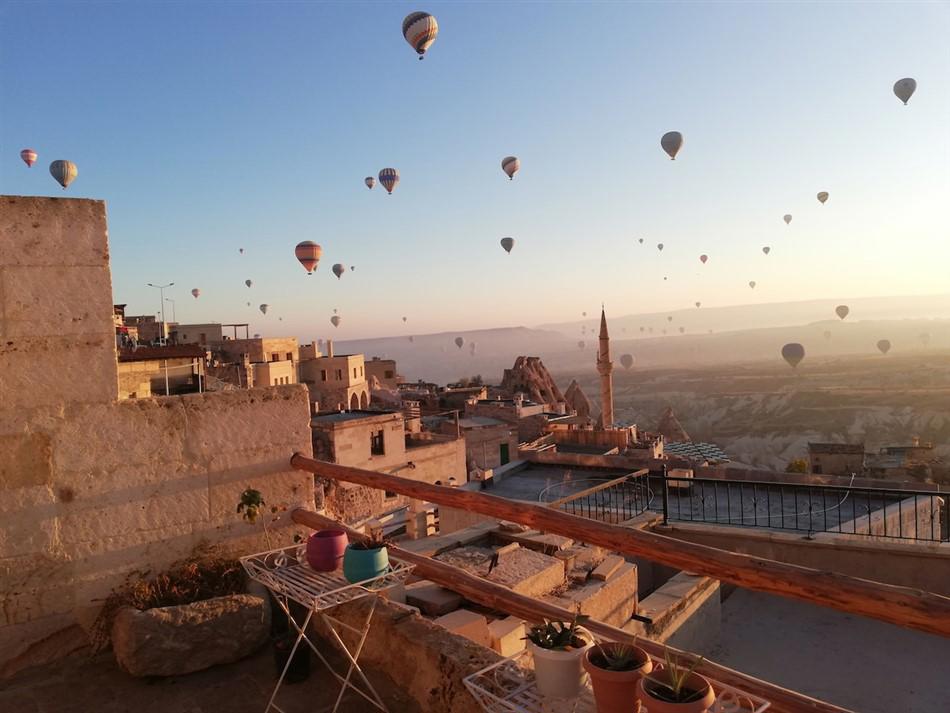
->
left=0, top=197, right=315, bottom=675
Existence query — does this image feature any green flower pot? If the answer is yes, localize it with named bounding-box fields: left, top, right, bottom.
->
left=342, top=545, right=389, bottom=584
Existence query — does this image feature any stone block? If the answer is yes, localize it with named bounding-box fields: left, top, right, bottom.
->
left=0, top=433, right=52, bottom=489
left=557, top=562, right=638, bottom=628
left=592, top=555, right=624, bottom=581
left=486, top=548, right=565, bottom=598
left=488, top=616, right=526, bottom=656
left=111, top=593, right=270, bottom=676
left=495, top=542, right=520, bottom=557
left=0, top=197, right=109, bottom=268
left=498, top=520, right=528, bottom=533
left=405, top=580, right=463, bottom=616
left=433, top=609, right=490, bottom=648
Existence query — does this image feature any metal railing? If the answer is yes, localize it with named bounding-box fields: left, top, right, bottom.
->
left=547, top=469, right=651, bottom=523
left=656, top=470, right=949, bottom=542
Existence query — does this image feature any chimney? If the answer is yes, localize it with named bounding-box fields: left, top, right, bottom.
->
left=326, top=339, right=334, bottom=358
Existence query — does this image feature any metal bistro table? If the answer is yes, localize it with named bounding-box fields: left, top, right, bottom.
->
left=241, top=545, right=415, bottom=713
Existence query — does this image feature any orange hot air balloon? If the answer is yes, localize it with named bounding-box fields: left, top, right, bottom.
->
left=20, top=149, right=37, bottom=167
left=295, top=241, right=322, bottom=274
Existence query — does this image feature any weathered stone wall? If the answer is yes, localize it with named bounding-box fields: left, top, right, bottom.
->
left=0, top=197, right=315, bottom=676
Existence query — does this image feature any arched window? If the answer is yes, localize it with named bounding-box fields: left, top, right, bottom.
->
left=350, top=392, right=359, bottom=410
left=360, top=391, right=368, bottom=409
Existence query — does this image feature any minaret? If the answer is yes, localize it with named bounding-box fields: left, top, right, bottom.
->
left=597, top=306, right=614, bottom=429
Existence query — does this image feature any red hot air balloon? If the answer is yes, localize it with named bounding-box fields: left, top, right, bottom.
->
left=295, top=241, right=323, bottom=274
left=20, top=149, right=37, bottom=167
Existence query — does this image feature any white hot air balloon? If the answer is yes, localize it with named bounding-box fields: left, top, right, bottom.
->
left=661, top=131, right=683, bottom=160
left=893, top=78, right=916, bottom=105
left=500, top=237, right=515, bottom=254
left=501, top=156, right=520, bottom=180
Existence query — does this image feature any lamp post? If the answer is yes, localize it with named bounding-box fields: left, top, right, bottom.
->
left=165, top=297, right=176, bottom=323
left=146, top=282, right=174, bottom=346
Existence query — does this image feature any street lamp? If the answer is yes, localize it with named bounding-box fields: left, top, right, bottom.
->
left=165, top=297, right=177, bottom=323
left=146, top=282, right=174, bottom=346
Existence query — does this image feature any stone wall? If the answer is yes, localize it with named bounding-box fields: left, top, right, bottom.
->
left=0, top=197, right=315, bottom=676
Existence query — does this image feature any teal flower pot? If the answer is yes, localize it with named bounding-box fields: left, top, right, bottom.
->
left=342, top=545, right=389, bottom=584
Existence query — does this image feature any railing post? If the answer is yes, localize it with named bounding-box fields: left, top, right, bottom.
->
left=661, top=464, right=669, bottom=525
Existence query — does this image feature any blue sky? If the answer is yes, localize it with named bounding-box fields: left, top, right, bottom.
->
left=2, top=1, right=948, bottom=340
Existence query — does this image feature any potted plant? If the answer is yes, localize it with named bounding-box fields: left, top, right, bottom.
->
left=638, top=649, right=715, bottom=713
left=306, top=528, right=349, bottom=571
left=342, top=529, right=390, bottom=584
left=524, top=614, right=593, bottom=699
left=583, top=640, right=653, bottom=713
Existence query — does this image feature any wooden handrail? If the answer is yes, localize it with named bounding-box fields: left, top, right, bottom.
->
left=545, top=468, right=648, bottom=508
left=291, top=507, right=852, bottom=713
left=291, top=454, right=950, bottom=638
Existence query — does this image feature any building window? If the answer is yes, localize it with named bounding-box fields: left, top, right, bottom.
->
left=384, top=370, right=394, bottom=379
left=353, top=367, right=358, bottom=379
left=384, top=490, right=397, bottom=500
left=286, top=352, right=293, bottom=361
left=321, top=369, right=327, bottom=382
left=360, top=366, right=364, bottom=377
left=271, top=352, right=279, bottom=362
left=335, top=369, right=343, bottom=380
left=371, top=429, right=385, bottom=456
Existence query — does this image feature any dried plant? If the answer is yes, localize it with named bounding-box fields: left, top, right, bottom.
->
left=349, top=528, right=388, bottom=551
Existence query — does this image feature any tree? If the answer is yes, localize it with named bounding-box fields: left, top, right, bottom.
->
left=785, top=458, right=808, bottom=474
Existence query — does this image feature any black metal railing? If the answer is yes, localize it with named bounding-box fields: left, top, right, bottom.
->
left=655, top=471, right=948, bottom=542
left=548, top=470, right=651, bottom=523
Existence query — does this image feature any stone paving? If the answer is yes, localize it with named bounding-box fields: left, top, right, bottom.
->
left=0, top=644, right=420, bottom=713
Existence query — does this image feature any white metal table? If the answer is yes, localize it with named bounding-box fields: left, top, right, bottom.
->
left=463, top=649, right=771, bottom=713
left=241, top=545, right=415, bottom=713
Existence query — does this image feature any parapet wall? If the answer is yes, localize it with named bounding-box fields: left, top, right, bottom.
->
left=0, top=197, right=315, bottom=676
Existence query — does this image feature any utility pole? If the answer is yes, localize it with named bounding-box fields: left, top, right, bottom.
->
left=147, top=282, right=174, bottom=346
left=165, top=297, right=176, bottom=323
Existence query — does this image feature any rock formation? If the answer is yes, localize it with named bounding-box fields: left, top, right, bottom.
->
left=563, top=380, right=592, bottom=420
left=500, top=356, right=565, bottom=407
left=656, top=406, right=690, bottom=442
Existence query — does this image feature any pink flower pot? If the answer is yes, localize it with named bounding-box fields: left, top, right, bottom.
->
left=306, top=529, right=348, bottom=571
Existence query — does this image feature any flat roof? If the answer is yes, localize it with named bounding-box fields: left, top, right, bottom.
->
left=311, top=409, right=398, bottom=424
left=456, top=416, right=508, bottom=429
left=118, top=345, right=206, bottom=361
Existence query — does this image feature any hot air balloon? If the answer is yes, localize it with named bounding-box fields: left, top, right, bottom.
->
left=378, top=168, right=400, bottom=194
left=501, top=156, right=520, bottom=180
left=350, top=265, right=356, bottom=271
left=455, top=337, right=464, bottom=349
left=582, top=312, right=587, bottom=317
left=782, top=343, right=805, bottom=368
left=667, top=316, right=673, bottom=323
left=657, top=243, right=664, bottom=252
left=783, top=214, right=792, bottom=225
left=893, top=78, right=916, bottom=105
left=365, top=176, right=376, bottom=190
left=749, top=281, right=756, bottom=289
left=835, top=305, right=849, bottom=320
left=408, top=335, right=414, bottom=343
left=679, top=327, right=685, bottom=334
left=239, top=248, right=245, bottom=255
left=639, top=327, right=645, bottom=333
left=663, top=277, right=668, bottom=281
left=245, top=279, right=252, bottom=288
left=332, top=264, right=346, bottom=279
left=823, top=330, right=832, bottom=340
left=333, top=308, right=338, bottom=314
left=877, top=339, right=891, bottom=355
left=49, top=160, right=78, bottom=189
left=577, top=340, right=585, bottom=350
left=246, top=301, right=251, bottom=307
left=191, top=288, right=200, bottom=299
left=662, top=330, right=667, bottom=335
left=620, top=354, right=634, bottom=370
left=661, top=131, right=683, bottom=160
left=638, top=238, right=644, bottom=244
left=402, top=11, right=438, bottom=59
left=295, top=241, right=323, bottom=274
left=817, top=191, right=829, bottom=204
left=762, top=246, right=771, bottom=255
left=331, top=315, right=341, bottom=328
left=20, top=149, right=37, bottom=167
left=699, top=254, right=708, bottom=264
left=402, top=316, right=408, bottom=323
left=500, top=237, right=515, bottom=254
left=695, top=301, right=701, bottom=308
left=259, top=304, right=269, bottom=315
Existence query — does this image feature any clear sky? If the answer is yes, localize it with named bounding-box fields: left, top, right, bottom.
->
left=2, top=1, right=948, bottom=340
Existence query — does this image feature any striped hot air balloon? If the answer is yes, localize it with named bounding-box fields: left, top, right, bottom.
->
left=49, top=160, right=78, bottom=189
left=20, top=149, right=37, bottom=167
left=295, top=241, right=323, bottom=274
left=365, top=176, right=376, bottom=190
left=501, top=156, right=520, bottom=180
left=378, top=168, right=400, bottom=195
left=402, top=12, right=438, bottom=59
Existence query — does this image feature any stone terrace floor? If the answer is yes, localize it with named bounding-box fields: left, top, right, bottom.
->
left=1, top=645, right=420, bottom=713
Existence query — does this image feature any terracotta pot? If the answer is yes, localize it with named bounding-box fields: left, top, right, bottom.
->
left=527, top=626, right=593, bottom=699
left=637, top=669, right=715, bottom=713
left=582, top=642, right=653, bottom=713
left=306, top=529, right=348, bottom=571
left=342, top=544, right=389, bottom=584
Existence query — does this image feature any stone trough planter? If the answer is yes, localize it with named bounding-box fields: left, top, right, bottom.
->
left=111, top=585, right=271, bottom=677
